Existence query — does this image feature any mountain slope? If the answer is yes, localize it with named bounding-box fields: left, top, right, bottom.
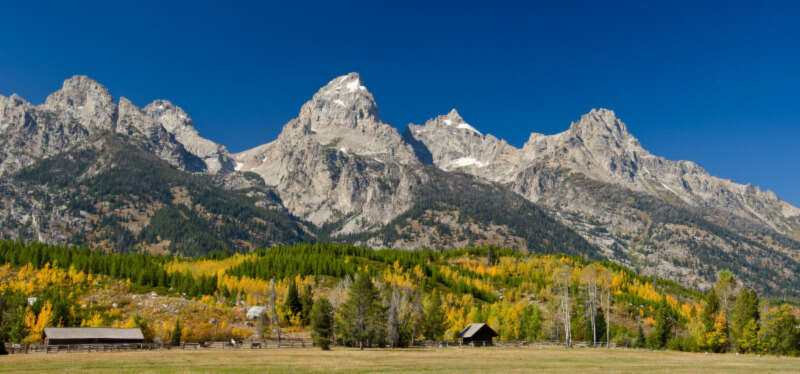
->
left=1, top=134, right=311, bottom=256
left=406, top=108, right=800, bottom=294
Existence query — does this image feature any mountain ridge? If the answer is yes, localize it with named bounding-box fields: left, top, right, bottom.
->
left=1, top=73, right=797, bottom=296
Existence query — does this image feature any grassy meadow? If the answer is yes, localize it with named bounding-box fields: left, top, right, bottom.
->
left=1, top=346, right=798, bottom=374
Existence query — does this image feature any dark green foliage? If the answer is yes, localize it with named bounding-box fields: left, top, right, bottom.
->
left=701, top=289, right=721, bottom=334
left=731, top=287, right=760, bottom=353
left=336, top=274, right=385, bottom=349
left=0, top=241, right=216, bottom=298
left=301, top=285, right=314, bottom=325
left=422, top=291, right=446, bottom=341
left=0, top=295, right=7, bottom=355
left=634, top=324, right=646, bottom=348
left=310, top=298, right=333, bottom=350
left=647, top=297, right=677, bottom=349
left=285, top=281, right=302, bottom=318
left=170, top=319, right=182, bottom=346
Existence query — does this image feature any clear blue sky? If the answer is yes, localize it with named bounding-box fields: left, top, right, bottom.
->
left=1, top=1, right=798, bottom=206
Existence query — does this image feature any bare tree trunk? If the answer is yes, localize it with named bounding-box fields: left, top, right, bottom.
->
left=591, top=282, right=597, bottom=346
left=605, top=285, right=610, bottom=347
left=562, top=270, right=571, bottom=348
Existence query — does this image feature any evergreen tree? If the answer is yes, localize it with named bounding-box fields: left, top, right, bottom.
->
left=170, top=319, right=182, bottom=346
left=310, top=298, right=334, bottom=350
left=422, top=291, right=446, bottom=341
left=635, top=323, right=646, bottom=348
left=300, top=285, right=314, bottom=325
left=0, top=295, right=7, bottom=355
left=337, top=273, right=384, bottom=350
left=701, top=289, right=721, bottom=334
left=647, top=297, right=675, bottom=349
left=730, top=287, right=759, bottom=353
left=285, top=280, right=302, bottom=319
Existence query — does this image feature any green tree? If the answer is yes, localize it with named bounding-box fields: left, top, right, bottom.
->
left=285, top=280, right=302, bottom=319
left=336, top=273, right=384, bottom=350
left=310, top=298, right=334, bottom=350
left=737, top=319, right=759, bottom=353
left=758, top=305, right=800, bottom=356
left=170, top=319, right=182, bottom=346
left=300, top=285, right=314, bottom=325
left=634, top=323, right=646, bottom=348
left=714, top=270, right=736, bottom=315
left=647, top=297, right=676, bottom=349
left=520, top=305, right=542, bottom=341
left=730, top=287, right=759, bottom=353
left=0, top=295, right=7, bottom=355
left=422, top=291, right=447, bottom=341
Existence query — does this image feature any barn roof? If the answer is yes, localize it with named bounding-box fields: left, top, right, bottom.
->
left=43, top=327, right=144, bottom=340
left=458, top=323, right=497, bottom=338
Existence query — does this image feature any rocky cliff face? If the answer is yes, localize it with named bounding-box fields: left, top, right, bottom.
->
left=405, top=109, right=520, bottom=182
left=0, top=76, right=235, bottom=176
left=407, top=107, right=800, bottom=291
left=234, top=73, right=425, bottom=234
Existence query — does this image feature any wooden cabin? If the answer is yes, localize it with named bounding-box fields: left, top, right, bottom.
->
left=43, top=327, right=144, bottom=345
left=457, top=323, right=498, bottom=346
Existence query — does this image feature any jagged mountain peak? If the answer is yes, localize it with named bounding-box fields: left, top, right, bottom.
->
left=298, top=72, right=381, bottom=127
left=42, top=75, right=117, bottom=130
left=144, top=99, right=193, bottom=132
left=569, top=108, right=630, bottom=139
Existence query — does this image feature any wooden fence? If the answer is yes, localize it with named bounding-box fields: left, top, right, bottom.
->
left=3, top=339, right=624, bottom=354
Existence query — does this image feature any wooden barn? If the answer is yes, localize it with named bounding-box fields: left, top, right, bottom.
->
left=457, top=323, right=498, bottom=346
left=43, top=327, right=145, bottom=345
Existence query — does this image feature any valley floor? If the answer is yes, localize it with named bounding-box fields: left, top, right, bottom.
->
left=1, top=346, right=798, bottom=374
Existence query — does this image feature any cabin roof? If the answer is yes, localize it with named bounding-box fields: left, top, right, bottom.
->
left=458, top=323, right=498, bottom=338
left=43, top=327, right=144, bottom=340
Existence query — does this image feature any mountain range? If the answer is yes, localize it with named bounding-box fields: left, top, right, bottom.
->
left=0, top=73, right=797, bottom=296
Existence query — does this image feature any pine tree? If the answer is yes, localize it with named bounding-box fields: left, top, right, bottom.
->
left=0, top=295, right=7, bottom=355
left=337, top=273, right=384, bottom=350
left=285, top=280, right=302, bottom=319
left=310, top=298, right=333, bottom=350
left=422, top=291, right=446, bottom=341
left=730, top=287, right=759, bottom=353
left=300, top=285, right=314, bottom=325
left=635, top=323, right=646, bottom=348
left=647, top=297, right=675, bottom=349
left=170, top=319, right=182, bottom=346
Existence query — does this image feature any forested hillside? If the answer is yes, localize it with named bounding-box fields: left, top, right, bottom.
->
left=1, top=241, right=797, bottom=355
left=1, top=134, right=311, bottom=255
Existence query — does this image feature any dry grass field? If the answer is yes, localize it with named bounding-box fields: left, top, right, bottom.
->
left=1, top=346, right=798, bottom=374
